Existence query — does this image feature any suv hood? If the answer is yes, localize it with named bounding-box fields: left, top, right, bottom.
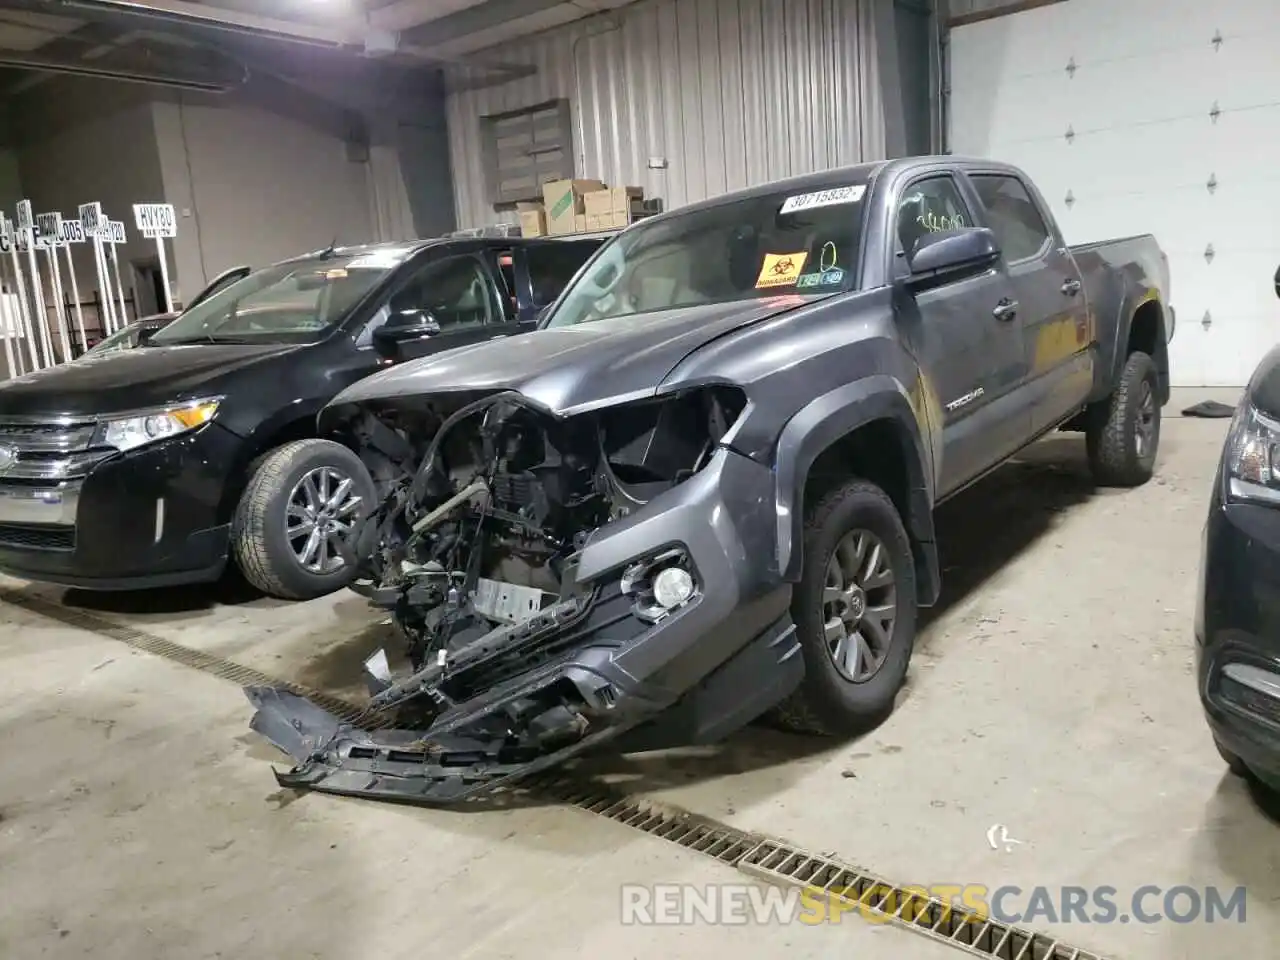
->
left=0, top=342, right=300, bottom=418
left=331, top=297, right=805, bottom=415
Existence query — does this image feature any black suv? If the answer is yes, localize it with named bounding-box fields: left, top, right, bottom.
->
left=0, top=235, right=606, bottom=599
left=1196, top=269, right=1280, bottom=795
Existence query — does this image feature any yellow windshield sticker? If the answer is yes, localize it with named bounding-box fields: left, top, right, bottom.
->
left=756, top=251, right=809, bottom=289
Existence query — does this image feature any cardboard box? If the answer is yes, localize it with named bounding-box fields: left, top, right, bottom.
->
left=583, top=186, right=644, bottom=219
left=541, top=178, right=606, bottom=234
left=516, top=202, right=546, bottom=237
left=573, top=213, right=589, bottom=233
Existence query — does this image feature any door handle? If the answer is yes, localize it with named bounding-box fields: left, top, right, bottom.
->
left=992, top=298, right=1019, bottom=321
left=1061, top=278, right=1082, bottom=296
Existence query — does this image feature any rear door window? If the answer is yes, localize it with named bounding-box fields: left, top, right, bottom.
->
left=970, top=174, right=1052, bottom=263
left=525, top=241, right=601, bottom=308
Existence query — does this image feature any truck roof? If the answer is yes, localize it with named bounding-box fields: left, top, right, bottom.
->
left=635, top=154, right=1031, bottom=228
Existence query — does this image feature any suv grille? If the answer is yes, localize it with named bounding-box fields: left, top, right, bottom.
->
left=0, top=417, right=108, bottom=481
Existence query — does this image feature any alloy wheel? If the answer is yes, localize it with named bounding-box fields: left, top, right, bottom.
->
left=822, top=529, right=898, bottom=683
left=285, top=466, right=363, bottom=575
left=1135, top=378, right=1158, bottom=460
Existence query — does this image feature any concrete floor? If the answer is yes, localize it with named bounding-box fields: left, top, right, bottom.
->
left=1, top=388, right=1276, bottom=960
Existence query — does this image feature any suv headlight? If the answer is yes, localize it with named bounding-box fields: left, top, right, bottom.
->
left=95, top=398, right=221, bottom=453
left=1226, top=402, right=1280, bottom=505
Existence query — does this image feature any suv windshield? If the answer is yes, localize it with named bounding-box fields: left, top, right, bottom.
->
left=545, top=179, right=868, bottom=328
left=150, top=249, right=410, bottom=346
left=82, top=323, right=140, bottom=358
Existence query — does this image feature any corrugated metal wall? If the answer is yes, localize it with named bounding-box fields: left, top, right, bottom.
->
left=447, top=0, right=889, bottom=228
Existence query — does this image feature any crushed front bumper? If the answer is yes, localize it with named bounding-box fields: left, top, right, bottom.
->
left=245, top=447, right=802, bottom=805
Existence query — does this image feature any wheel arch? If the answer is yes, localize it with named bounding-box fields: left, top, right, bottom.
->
left=773, top=375, right=941, bottom=605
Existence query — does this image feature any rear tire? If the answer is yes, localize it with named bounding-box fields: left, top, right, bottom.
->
left=231, top=439, right=376, bottom=601
left=1086, top=350, right=1160, bottom=487
left=771, top=479, right=917, bottom=736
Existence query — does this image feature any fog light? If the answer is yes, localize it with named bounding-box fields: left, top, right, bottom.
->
left=621, top=548, right=698, bottom=624
left=653, top=566, right=695, bottom=609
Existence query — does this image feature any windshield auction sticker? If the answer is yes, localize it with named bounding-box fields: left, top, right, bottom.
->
left=757, top=251, right=809, bottom=289
left=779, top=185, right=866, bottom=214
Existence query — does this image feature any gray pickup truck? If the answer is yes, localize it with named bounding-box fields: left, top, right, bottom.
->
left=246, top=156, right=1173, bottom=804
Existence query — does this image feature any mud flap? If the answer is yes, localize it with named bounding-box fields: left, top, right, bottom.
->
left=244, top=685, right=638, bottom=805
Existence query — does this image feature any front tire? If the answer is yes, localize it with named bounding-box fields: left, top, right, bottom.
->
left=231, top=439, right=376, bottom=601
left=772, top=479, right=918, bottom=736
left=1086, top=350, right=1160, bottom=487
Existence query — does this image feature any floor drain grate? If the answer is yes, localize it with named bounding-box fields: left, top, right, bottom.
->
left=5, top=589, right=1112, bottom=960
left=739, top=839, right=1109, bottom=960
left=535, top=777, right=1108, bottom=957
left=537, top=775, right=759, bottom=864
left=0, top=587, right=393, bottom=730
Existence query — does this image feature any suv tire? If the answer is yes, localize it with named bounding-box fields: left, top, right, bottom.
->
left=1086, top=350, right=1160, bottom=487
left=231, top=439, right=376, bottom=601
left=772, top=479, right=917, bottom=736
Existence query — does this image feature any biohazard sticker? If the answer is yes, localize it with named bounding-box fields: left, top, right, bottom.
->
left=756, top=251, right=808, bottom=289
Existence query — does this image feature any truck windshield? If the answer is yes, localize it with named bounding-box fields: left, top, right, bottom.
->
left=150, top=250, right=407, bottom=346
left=544, top=180, right=867, bottom=328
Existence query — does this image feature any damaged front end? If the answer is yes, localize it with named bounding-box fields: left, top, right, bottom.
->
left=246, top=385, right=800, bottom=804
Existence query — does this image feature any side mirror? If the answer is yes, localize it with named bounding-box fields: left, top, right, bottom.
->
left=373, top=308, right=441, bottom=353
left=1273, top=263, right=1280, bottom=299
left=905, top=228, right=1001, bottom=286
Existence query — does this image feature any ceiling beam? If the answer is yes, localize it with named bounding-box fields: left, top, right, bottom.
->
left=367, top=0, right=491, bottom=35
left=401, top=0, right=568, bottom=46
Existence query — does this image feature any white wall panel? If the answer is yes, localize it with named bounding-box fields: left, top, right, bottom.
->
left=154, top=95, right=374, bottom=302
left=950, top=0, right=1280, bottom=386
left=447, top=0, right=887, bottom=228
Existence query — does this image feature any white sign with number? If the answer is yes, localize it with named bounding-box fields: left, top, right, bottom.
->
left=78, top=202, right=104, bottom=237
left=36, top=212, right=62, bottom=248
left=108, top=221, right=127, bottom=244
left=16, top=200, right=32, bottom=231
left=133, top=203, right=177, bottom=238
left=61, top=220, right=86, bottom=244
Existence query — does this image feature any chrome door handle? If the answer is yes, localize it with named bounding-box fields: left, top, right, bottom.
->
left=992, top=298, right=1019, bottom=321
left=1061, top=278, right=1082, bottom=296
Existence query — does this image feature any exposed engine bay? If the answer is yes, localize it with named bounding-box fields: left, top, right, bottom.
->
left=349, top=386, right=741, bottom=677
left=244, top=386, right=761, bottom=804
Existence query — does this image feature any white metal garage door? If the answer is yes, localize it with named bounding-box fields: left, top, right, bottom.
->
left=949, top=0, right=1280, bottom=386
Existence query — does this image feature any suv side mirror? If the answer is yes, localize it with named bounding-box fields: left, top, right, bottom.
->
left=373, top=308, right=441, bottom=353
left=905, top=228, right=1001, bottom=287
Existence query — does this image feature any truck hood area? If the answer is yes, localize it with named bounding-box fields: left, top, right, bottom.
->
left=328, top=297, right=805, bottom=416
left=0, top=342, right=299, bottom=418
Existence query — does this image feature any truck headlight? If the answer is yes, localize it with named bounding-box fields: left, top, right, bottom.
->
left=1226, top=402, right=1280, bottom=505
left=96, top=398, right=221, bottom=453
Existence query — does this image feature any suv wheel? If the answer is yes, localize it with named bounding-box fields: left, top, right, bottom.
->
left=1086, top=350, right=1160, bottom=487
left=772, top=479, right=917, bottom=736
left=231, top=439, right=376, bottom=600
